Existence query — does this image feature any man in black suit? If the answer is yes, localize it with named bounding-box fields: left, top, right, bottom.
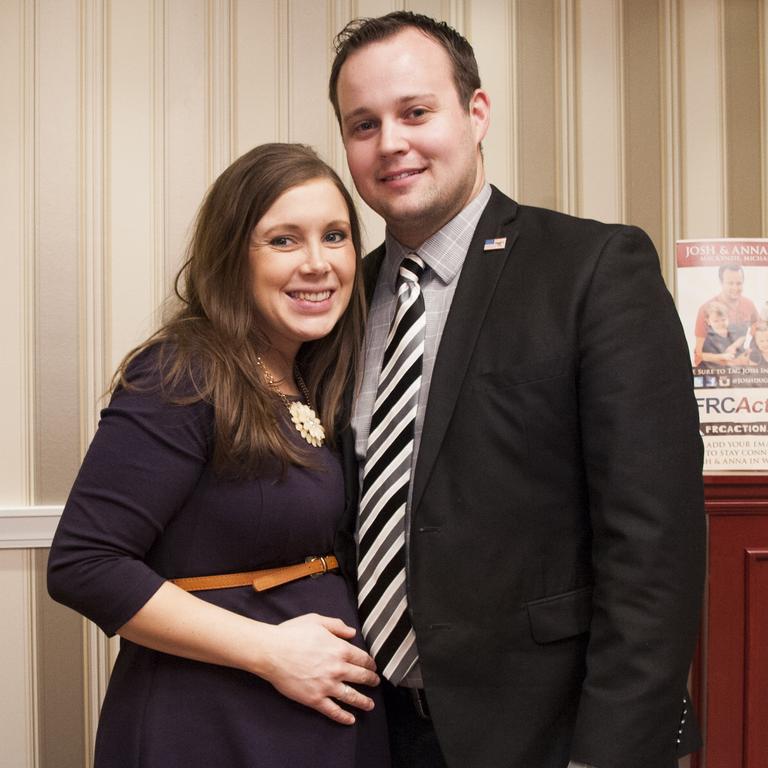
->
left=329, top=12, right=705, bottom=768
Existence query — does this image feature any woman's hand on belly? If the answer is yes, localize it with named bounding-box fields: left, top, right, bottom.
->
left=117, top=582, right=380, bottom=725
left=255, top=613, right=380, bottom=725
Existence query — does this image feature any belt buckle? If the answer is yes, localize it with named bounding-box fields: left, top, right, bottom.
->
left=305, top=555, right=328, bottom=578
left=409, top=688, right=431, bottom=720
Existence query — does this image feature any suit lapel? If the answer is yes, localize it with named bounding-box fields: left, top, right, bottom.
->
left=411, top=188, right=520, bottom=513
left=362, top=244, right=387, bottom=304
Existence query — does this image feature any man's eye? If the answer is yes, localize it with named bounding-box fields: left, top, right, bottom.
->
left=354, top=120, right=376, bottom=133
left=408, top=108, right=428, bottom=119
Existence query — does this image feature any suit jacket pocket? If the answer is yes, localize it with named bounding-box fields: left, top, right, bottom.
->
left=525, top=585, right=592, bottom=644
left=472, top=354, right=572, bottom=391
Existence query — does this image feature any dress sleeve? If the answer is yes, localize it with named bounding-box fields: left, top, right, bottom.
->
left=47, top=352, right=213, bottom=635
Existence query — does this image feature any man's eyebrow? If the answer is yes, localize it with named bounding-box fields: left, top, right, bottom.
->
left=342, top=93, right=438, bottom=123
left=342, top=106, right=374, bottom=123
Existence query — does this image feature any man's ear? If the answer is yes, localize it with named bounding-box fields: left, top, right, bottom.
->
left=469, top=88, right=491, bottom=144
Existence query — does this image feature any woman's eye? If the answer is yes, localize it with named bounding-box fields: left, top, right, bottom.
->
left=269, top=236, right=293, bottom=247
left=324, top=230, right=347, bottom=243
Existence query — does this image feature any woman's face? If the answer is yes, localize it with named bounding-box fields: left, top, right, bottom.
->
left=248, top=178, right=357, bottom=359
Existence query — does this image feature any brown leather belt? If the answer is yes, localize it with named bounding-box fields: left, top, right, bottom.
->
left=170, top=554, right=339, bottom=593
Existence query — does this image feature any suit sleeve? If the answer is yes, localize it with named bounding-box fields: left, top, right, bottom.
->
left=569, top=226, right=705, bottom=767
left=47, top=356, right=212, bottom=636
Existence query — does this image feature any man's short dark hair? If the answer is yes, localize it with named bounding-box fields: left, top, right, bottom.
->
left=329, top=11, right=481, bottom=125
left=718, top=262, right=744, bottom=281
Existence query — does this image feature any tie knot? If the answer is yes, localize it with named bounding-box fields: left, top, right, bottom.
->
left=399, top=254, right=425, bottom=285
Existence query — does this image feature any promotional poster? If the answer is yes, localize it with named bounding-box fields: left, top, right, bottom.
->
left=676, top=239, right=768, bottom=471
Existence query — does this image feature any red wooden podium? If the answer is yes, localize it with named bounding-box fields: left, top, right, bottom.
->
left=694, top=475, right=768, bottom=767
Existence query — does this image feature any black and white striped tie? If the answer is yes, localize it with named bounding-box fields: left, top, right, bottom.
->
left=357, top=254, right=426, bottom=684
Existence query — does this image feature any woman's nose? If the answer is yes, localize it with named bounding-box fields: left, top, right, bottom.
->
left=300, top=241, right=331, bottom=273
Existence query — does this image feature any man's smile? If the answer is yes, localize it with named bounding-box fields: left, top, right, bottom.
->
left=379, top=168, right=425, bottom=183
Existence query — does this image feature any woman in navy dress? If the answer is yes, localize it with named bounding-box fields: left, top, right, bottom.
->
left=48, top=144, right=389, bottom=767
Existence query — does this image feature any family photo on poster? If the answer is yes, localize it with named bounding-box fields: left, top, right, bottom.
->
left=677, top=239, right=768, bottom=470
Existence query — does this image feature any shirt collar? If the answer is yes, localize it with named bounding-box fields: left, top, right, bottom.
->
left=382, top=183, right=492, bottom=293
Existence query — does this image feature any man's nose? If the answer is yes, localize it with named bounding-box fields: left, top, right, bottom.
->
left=378, top=119, right=408, bottom=155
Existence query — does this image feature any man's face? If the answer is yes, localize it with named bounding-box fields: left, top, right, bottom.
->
left=336, top=27, right=490, bottom=248
left=720, top=269, right=744, bottom=301
left=707, top=312, right=729, bottom=337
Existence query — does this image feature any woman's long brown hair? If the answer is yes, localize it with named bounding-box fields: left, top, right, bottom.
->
left=113, top=143, right=366, bottom=476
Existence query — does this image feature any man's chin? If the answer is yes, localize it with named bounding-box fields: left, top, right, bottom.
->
left=379, top=200, right=439, bottom=230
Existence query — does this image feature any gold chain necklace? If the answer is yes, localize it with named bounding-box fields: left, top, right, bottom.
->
left=255, top=356, right=325, bottom=447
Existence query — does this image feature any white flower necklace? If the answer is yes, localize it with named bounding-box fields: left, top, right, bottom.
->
left=255, top=356, right=325, bottom=448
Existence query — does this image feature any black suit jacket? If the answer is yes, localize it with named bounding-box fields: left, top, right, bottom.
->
left=337, top=187, right=705, bottom=768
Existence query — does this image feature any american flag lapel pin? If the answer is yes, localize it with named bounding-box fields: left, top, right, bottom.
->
left=483, top=237, right=507, bottom=251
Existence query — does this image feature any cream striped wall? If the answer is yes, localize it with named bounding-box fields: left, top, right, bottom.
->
left=1, top=1, right=766, bottom=765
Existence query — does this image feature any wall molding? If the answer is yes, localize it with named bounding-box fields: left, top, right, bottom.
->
left=556, top=0, right=577, bottom=214
left=445, top=0, right=468, bottom=33
left=276, top=0, right=289, bottom=141
left=508, top=0, right=520, bottom=200
left=23, top=0, right=36, bottom=504
left=80, top=0, right=107, bottom=451
left=660, top=0, right=682, bottom=288
left=679, top=0, right=726, bottom=238
left=206, top=0, right=233, bottom=181
left=327, top=0, right=354, bottom=177
left=25, top=548, right=40, bottom=764
left=761, top=0, right=768, bottom=234
left=152, top=0, right=167, bottom=311
left=616, top=0, right=627, bottom=223
left=716, top=0, right=727, bottom=236
left=0, top=507, right=63, bottom=549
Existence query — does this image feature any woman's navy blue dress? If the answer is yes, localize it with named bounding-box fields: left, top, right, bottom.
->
left=48, top=351, right=389, bottom=767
